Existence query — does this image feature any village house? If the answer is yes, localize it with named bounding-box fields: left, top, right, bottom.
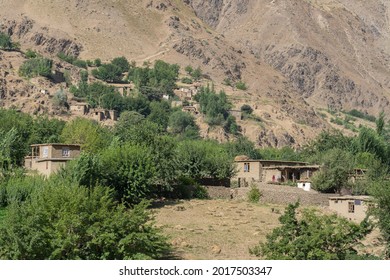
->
left=90, top=108, right=118, bottom=122
left=328, top=196, right=373, bottom=222
left=70, top=102, right=90, bottom=116
left=233, top=155, right=320, bottom=187
left=24, top=143, right=81, bottom=176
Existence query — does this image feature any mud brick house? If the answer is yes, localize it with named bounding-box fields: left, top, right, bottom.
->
left=70, top=102, right=90, bottom=116
left=233, top=155, right=320, bottom=187
left=328, top=196, right=373, bottom=222
left=24, top=143, right=81, bottom=176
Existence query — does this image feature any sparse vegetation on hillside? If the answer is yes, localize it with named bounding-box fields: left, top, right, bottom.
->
left=235, top=81, right=248, bottom=90
left=0, top=32, right=19, bottom=50
left=18, top=57, right=53, bottom=78
left=57, top=52, right=88, bottom=69
left=195, top=85, right=239, bottom=134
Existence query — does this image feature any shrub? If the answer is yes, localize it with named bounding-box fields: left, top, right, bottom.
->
left=72, top=59, right=88, bottom=69
left=236, top=81, right=248, bottom=90
left=192, top=185, right=209, bottom=199
left=184, top=65, right=193, bottom=75
left=0, top=32, right=18, bottom=50
left=94, top=58, right=102, bottom=67
left=25, top=49, right=37, bottom=59
left=241, top=104, right=253, bottom=115
left=0, top=183, right=170, bottom=259
left=191, top=67, right=202, bottom=80
left=223, top=78, right=232, bottom=86
left=181, top=77, right=193, bottom=84
left=19, top=57, right=53, bottom=78
left=52, top=89, right=68, bottom=107
left=247, top=185, right=261, bottom=203
left=80, top=70, right=88, bottom=82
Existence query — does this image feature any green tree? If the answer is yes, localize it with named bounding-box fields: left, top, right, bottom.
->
left=99, top=143, right=157, bottom=204
left=370, top=180, right=390, bottom=258
left=0, top=183, right=170, bottom=259
left=168, top=111, right=198, bottom=135
left=111, top=56, right=130, bottom=73
left=224, top=136, right=259, bottom=159
left=184, top=65, right=193, bottom=75
left=19, top=57, right=53, bottom=78
left=250, top=202, right=372, bottom=260
left=92, top=63, right=123, bottom=82
left=176, top=140, right=235, bottom=180
left=191, top=66, right=202, bottom=80
left=376, top=111, right=385, bottom=136
left=311, top=148, right=354, bottom=193
left=60, top=118, right=112, bottom=152
left=147, top=101, right=171, bottom=129
left=0, top=32, right=13, bottom=50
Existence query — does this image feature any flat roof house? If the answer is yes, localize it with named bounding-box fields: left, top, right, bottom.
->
left=24, top=143, right=81, bottom=176
left=233, top=155, right=320, bottom=187
left=328, top=196, right=372, bottom=222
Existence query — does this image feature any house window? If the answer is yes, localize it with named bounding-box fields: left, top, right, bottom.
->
left=62, top=147, right=70, bottom=157
left=42, top=146, right=49, bottom=158
left=348, top=202, right=355, bottom=213
left=244, top=162, right=250, bottom=172
left=46, top=161, right=48, bottom=170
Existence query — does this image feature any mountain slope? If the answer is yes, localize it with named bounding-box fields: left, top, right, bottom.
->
left=1, top=0, right=388, bottom=147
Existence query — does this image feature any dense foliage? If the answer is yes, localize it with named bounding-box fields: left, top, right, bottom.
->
left=0, top=183, right=170, bottom=260
left=250, top=202, right=372, bottom=260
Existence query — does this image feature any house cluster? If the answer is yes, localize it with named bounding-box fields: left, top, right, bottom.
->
left=233, top=155, right=320, bottom=189
left=24, top=147, right=373, bottom=222
left=233, top=155, right=374, bottom=221
left=70, top=102, right=118, bottom=122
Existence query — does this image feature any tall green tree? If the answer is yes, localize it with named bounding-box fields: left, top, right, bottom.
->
left=60, top=118, right=112, bottom=152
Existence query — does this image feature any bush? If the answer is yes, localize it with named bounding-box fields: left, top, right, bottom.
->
left=192, top=185, right=209, bottom=199
left=0, top=32, right=18, bottom=50
left=0, top=183, right=170, bottom=259
left=19, top=57, right=53, bottom=78
left=52, top=89, right=68, bottom=107
left=241, top=104, right=253, bottom=115
left=181, top=77, right=193, bottom=84
left=247, top=185, right=261, bottom=203
left=236, top=81, right=248, bottom=90
left=25, top=49, right=37, bottom=59
left=72, top=59, right=88, bottom=69
left=223, top=78, right=232, bottom=86
left=94, top=58, right=102, bottom=67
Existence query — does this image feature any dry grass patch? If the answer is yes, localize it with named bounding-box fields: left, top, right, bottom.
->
left=154, top=199, right=283, bottom=260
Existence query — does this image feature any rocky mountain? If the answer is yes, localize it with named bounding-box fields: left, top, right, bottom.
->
left=1, top=0, right=389, bottom=147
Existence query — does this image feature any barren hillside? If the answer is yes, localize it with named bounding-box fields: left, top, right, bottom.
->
left=1, top=0, right=388, bottom=147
